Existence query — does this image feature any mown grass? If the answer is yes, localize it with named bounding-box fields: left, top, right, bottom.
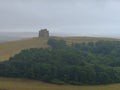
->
left=0, top=77, right=120, bottom=90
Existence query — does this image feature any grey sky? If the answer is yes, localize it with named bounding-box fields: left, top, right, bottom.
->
left=0, top=0, right=120, bottom=36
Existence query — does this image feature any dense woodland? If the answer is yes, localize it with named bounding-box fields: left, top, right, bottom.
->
left=0, top=38, right=120, bottom=85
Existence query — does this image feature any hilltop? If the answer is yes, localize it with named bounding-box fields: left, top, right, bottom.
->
left=0, top=36, right=119, bottom=61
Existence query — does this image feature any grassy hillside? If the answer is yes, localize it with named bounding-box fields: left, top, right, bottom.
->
left=0, top=37, right=120, bottom=89
left=0, top=37, right=119, bottom=61
left=0, top=77, right=120, bottom=90
left=0, top=38, right=48, bottom=61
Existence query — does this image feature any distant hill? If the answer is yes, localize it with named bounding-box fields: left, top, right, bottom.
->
left=0, top=32, right=38, bottom=42
left=0, top=32, right=72, bottom=42
left=0, top=32, right=120, bottom=43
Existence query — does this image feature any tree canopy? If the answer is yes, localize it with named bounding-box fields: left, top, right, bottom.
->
left=0, top=38, right=120, bottom=85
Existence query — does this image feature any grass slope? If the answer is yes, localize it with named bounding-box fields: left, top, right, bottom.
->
left=0, top=77, right=120, bottom=90
left=0, top=38, right=48, bottom=61
left=0, top=36, right=119, bottom=61
left=0, top=36, right=120, bottom=89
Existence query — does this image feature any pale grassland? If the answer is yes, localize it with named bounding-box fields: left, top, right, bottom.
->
left=0, top=38, right=48, bottom=61
left=0, top=77, right=120, bottom=90
left=0, top=37, right=119, bottom=61
left=53, top=36, right=119, bottom=45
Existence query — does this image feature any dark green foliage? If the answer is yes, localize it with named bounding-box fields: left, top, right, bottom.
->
left=0, top=39, right=120, bottom=85
left=47, top=38, right=67, bottom=49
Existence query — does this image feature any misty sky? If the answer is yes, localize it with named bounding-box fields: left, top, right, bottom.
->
left=0, top=0, right=120, bottom=36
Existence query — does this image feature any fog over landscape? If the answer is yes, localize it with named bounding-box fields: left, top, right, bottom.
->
left=0, top=0, right=120, bottom=39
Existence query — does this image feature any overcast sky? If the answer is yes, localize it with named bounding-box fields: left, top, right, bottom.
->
left=0, top=0, right=120, bottom=36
